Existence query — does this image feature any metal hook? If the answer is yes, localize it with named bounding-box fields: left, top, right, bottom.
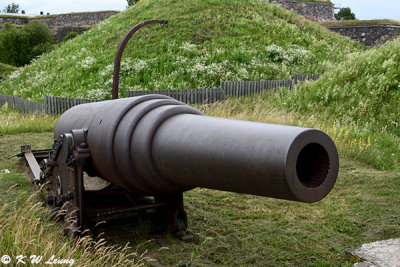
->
left=112, top=19, right=168, bottom=99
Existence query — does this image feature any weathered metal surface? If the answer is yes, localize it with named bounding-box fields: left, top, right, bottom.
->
left=54, top=95, right=339, bottom=203
left=112, top=19, right=168, bottom=99
left=20, top=145, right=41, bottom=182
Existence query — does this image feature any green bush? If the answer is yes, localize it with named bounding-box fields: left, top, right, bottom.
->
left=0, top=21, right=54, bottom=67
left=63, top=31, right=78, bottom=42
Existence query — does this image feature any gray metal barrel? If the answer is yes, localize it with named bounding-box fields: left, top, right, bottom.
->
left=54, top=95, right=339, bottom=203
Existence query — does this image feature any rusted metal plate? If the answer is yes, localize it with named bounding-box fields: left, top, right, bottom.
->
left=21, top=145, right=41, bottom=182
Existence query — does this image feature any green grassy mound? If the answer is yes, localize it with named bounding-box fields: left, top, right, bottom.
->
left=273, top=39, right=400, bottom=170
left=0, top=0, right=361, bottom=101
left=321, top=19, right=400, bottom=27
left=0, top=62, right=17, bottom=78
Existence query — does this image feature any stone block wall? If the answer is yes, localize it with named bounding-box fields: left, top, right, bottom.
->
left=0, top=17, right=28, bottom=26
left=53, top=26, right=91, bottom=43
left=328, top=25, right=400, bottom=46
left=0, top=11, right=119, bottom=42
left=269, top=0, right=334, bottom=21
left=34, top=11, right=119, bottom=27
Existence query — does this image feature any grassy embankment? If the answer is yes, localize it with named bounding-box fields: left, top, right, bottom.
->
left=0, top=0, right=362, bottom=101
left=0, top=38, right=398, bottom=262
left=0, top=62, right=17, bottom=78
left=1, top=37, right=399, bottom=263
left=272, top=38, right=400, bottom=171
left=321, top=19, right=400, bottom=27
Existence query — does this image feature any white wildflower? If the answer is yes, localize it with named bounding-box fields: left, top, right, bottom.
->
left=79, top=56, right=97, bottom=69
left=100, top=64, right=114, bottom=77
left=133, top=59, right=148, bottom=72
left=237, top=68, right=249, bottom=79
left=8, top=69, right=21, bottom=80
left=179, top=42, right=197, bottom=52
left=87, top=88, right=110, bottom=99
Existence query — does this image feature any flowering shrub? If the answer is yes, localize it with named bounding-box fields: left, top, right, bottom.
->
left=264, top=45, right=312, bottom=65
left=79, top=57, right=97, bottom=70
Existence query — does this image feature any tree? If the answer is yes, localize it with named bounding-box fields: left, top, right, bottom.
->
left=334, top=7, right=356, bottom=20
left=3, top=3, right=19, bottom=13
left=0, top=21, right=54, bottom=67
left=127, top=0, right=140, bottom=7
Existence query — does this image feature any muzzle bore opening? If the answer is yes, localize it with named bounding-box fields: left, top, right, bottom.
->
left=296, top=143, right=330, bottom=188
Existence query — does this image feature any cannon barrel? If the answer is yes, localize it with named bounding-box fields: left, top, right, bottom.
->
left=54, top=95, right=338, bottom=203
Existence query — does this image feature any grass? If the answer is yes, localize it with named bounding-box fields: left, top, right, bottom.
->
left=0, top=0, right=363, bottom=101
left=0, top=193, right=147, bottom=266
left=0, top=0, right=397, bottom=264
left=0, top=62, right=17, bottom=78
left=0, top=133, right=149, bottom=267
left=0, top=105, right=57, bottom=136
left=321, top=19, right=400, bottom=27
left=0, top=104, right=399, bottom=266
left=0, top=14, right=30, bottom=19
left=199, top=93, right=376, bottom=167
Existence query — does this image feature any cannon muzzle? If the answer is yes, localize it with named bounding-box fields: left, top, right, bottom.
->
left=54, top=95, right=338, bottom=203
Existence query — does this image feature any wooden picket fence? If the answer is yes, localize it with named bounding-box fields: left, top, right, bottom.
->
left=0, top=94, right=45, bottom=113
left=128, top=87, right=223, bottom=105
left=128, top=79, right=297, bottom=105
left=0, top=74, right=320, bottom=114
left=289, top=73, right=320, bottom=83
left=44, top=96, right=99, bottom=115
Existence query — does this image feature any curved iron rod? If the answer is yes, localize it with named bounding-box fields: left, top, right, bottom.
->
left=112, top=19, right=168, bottom=99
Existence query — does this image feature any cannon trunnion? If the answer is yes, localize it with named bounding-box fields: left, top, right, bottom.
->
left=20, top=95, right=339, bottom=236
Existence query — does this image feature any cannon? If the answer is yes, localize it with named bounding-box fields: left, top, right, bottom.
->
left=17, top=94, right=339, bottom=235
left=16, top=20, right=339, bottom=236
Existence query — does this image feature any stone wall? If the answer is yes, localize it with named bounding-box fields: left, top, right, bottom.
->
left=34, top=11, right=119, bottom=27
left=328, top=25, right=400, bottom=46
left=0, top=11, right=119, bottom=42
left=0, top=17, right=29, bottom=26
left=53, top=26, right=91, bottom=43
left=269, top=0, right=334, bottom=21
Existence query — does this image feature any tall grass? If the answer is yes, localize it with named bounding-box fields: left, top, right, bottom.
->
left=201, top=91, right=397, bottom=171
left=0, top=191, right=146, bottom=266
left=320, top=19, right=400, bottom=27
left=0, top=104, right=57, bottom=136
left=0, top=62, right=17, bottom=78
